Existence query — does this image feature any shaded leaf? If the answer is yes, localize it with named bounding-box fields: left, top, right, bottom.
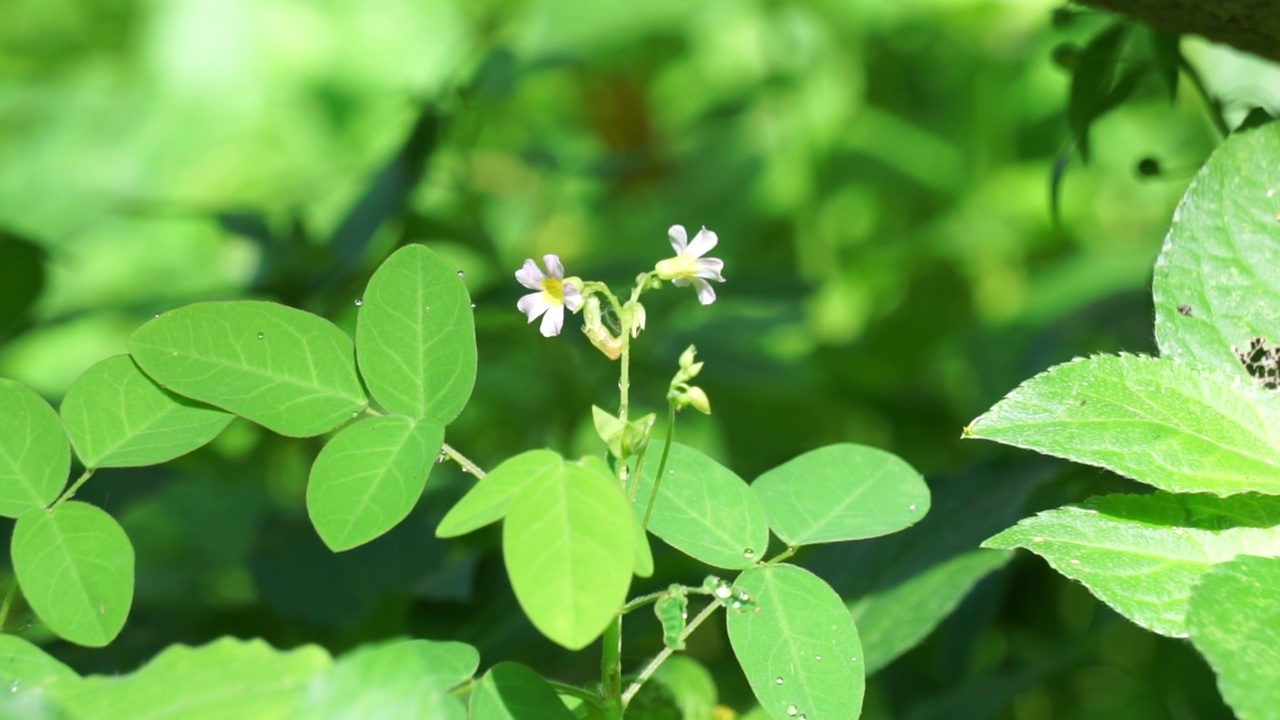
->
left=1068, top=22, right=1129, bottom=161
left=60, top=355, right=232, bottom=469
left=469, top=661, right=574, bottom=720
left=306, top=415, right=443, bottom=551
left=0, top=379, right=68, bottom=517
left=129, top=301, right=368, bottom=437
left=12, top=502, right=134, bottom=647
left=0, top=230, right=45, bottom=338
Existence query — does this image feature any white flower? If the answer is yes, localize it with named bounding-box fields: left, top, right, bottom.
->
left=654, top=225, right=725, bottom=305
left=515, top=254, right=583, bottom=337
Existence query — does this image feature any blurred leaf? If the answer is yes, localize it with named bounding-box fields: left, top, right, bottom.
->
left=1153, top=122, right=1280, bottom=378
left=751, top=444, right=929, bottom=546
left=984, top=492, right=1280, bottom=637
left=1068, top=22, right=1130, bottom=161
left=967, top=354, right=1280, bottom=495
left=650, top=656, right=717, bottom=720
left=0, top=636, right=77, bottom=687
left=0, top=230, right=44, bottom=338
left=293, top=638, right=474, bottom=720
left=306, top=415, right=443, bottom=551
left=727, top=564, right=864, bottom=720
left=503, top=457, right=633, bottom=650
left=0, top=379, right=68, bottom=517
left=1149, top=30, right=1181, bottom=101
left=1187, top=555, right=1280, bottom=720
left=59, top=355, right=232, bottom=469
left=129, top=301, right=368, bottom=437
left=469, top=661, right=574, bottom=720
left=356, top=244, right=476, bottom=423
left=51, top=638, right=329, bottom=720
left=12, top=502, right=134, bottom=647
left=435, top=449, right=561, bottom=538
left=633, top=443, right=769, bottom=570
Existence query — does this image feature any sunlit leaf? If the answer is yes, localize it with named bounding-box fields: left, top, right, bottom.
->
left=1187, top=555, right=1280, bottom=720
left=984, top=492, right=1280, bottom=637
left=356, top=244, right=476, bottom=423
left=306, top=415, right=443, bottom=551
left=469, top=661, right=574, bottom=720
left=60, top=355, right=232, bottom=469
left=12, top=502, right=134, bottom=647
left=51, top=638, right=329, bottom=720
left=0, top=379, right=68, bottom=517
left=0, top=634, right=77, bottom=720
left=751, top=444, right=929, bottom=546
left=128, top=301, right=368, bottom=438
left=1153, top=122, right=1280, bottom=380
left=293, top=639, right=475, bottom=720
left=727, top=564, right=864, bottom=720
left=435, top=450, right=561, bottom=538
left=633, top=444, right=769, bottom=570
left=966, top=354, right=1280, bottom=496
left=503, top=459, right=633, bottom=650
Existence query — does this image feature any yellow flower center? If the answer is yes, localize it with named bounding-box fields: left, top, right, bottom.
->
left=540, top=277, right=565, bottom=305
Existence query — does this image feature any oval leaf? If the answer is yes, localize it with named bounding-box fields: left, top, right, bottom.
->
left=12, top=502, right=134, bottom=647
left=51, top=638, right=330, bottom=720
left=966, top=354, right=1280, bottom=496
left=307, top=415, right=443, bottom=551
left=294, top=639, right=475, bottom=720
left=503, top=459, right=634, bottom=650
left=1187, top=555, right=1280, bottom=720
left=356, top=244, right=477, bottom=423
left=984, top=492, right=1280, bottom=637
left=752, top=444, right=929, bottom=546
left=128, top=301, right=368, bottom=437
left=435, top=449, right=561, bottom=538
left=0, top=379, right=68, bottom=517
left=469, top=661, right=574, bottom=720
left=634, top=443, right=769, bottom=570
left=60, top=355, right=233, bottom=469
left=727, top=564, right=864, bottom=720
left=1153, top=122, right=1280, bottom=380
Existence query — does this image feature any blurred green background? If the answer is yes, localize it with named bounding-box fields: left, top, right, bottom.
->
left=2, top=0, right=1270, bottom=717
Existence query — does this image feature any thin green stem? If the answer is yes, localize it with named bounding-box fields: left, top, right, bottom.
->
left=601, top=615, right=624, bottom=720
left=442, top=442, right=485, bottom=478
left=641, top=403, right=677, bottom=530
left=0, top=582, right=16, bottom=633
left=621, top=599, right=721, bottom=708
left=52, top=469, right=95, bottom=508
left=621, top=588, right=669, bottom=614
left=766, top=546, right=798, bottom=565
left=545, top=680, right=603, bottom=706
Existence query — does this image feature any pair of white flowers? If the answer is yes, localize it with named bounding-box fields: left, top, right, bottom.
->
left=515, top=225, right=725, bottom=337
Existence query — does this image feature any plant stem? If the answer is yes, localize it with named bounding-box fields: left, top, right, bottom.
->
left=52, top=469, right=95, bottom=509
left=0, top=582, right=15, bottom=633
left=641, top=403, right=677, bottom=530
left=442, top=442, right=486, bottom=478
left=766, top=546, right=798, bottom=565
left=545, top=680, right=604, bottom=706
left=601, top=615, right=624, bottom=719
left=621, top=588, right=669, bottom=614
left=621, top=599, right=721, bottom=708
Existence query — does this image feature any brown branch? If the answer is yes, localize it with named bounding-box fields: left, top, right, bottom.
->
left=1079, top=0, right=1280, bottom=63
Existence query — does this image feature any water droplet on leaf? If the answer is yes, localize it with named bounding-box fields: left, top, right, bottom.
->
left=257, top=332, right=265, bottom=339
left=786, top=706, right=798, bottom=717
left=456, top=270, right=465, bottom=278
left=743, top=548, right=755, bottom=559
left=775, top=677, right=784, bottom=685
left=354, top=298, right=363, bottom=307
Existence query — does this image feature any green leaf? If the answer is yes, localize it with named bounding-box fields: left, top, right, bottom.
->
left=576, top=454, right=653, bottom=578
left=966, top=354, right=1280, bottom=496
left=727, top=564, right=864, bottom=720
left=128, top=301, right=368, bottom=438
left=306, top=415, right=443, bottom=552
left=503, top=458, right=634, bottom=650
left=0, top=379, right=69, bottom=517
left=435, top=450, right=561, bottom=538
left=633, top=444, right=769, bottom=570
left=60, top=355, right=233, bottom=469
left=50, top=638, right=330, bottom=720
left=983, top=492, right=1280, bottom=637
left=1153, top=122, right=1280, bottom=380
left=0, top=231, right=45, bottom=337
left=356, top=244, right=476, bottom=423
left=468, top=662, right=574, bottom=720
left=1067, top=22, right=1129, bottom=161
left=751, top=444, right=929, bottom=546
left=1187, top=555, right=1280, bottom=720
left=12, top=502, right=134, bottom=647
left=0, top=634, right=77, bottom=720
left=1148, top=29, right=1181, bottom=101
left=591, top=406, right=654, bottom=460
left=293, top=639, right=475, bottom=720
left=650, top=656, right=718, bottom=720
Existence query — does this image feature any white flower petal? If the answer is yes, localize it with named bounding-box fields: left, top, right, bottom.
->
left=515, top=259, right=546, bottom=290
left=687, top=227, right=718, bottom=258
left=667, top=225, right=689, bottom=254
left=690, top=277, right=717, bottom=305
left=543, top=254, right=565, bottom=280
left=693, top=257, right=724, bottom=282
left=563, top=283, right=584, bottom=312
left=539, top=304, right=566, bottom=337
left=517, top=292, right=551, bottom=322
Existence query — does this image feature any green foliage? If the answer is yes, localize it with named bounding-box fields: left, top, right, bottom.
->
left=294, top=639, right=477, bottom=719
left=470, top=662, right=576, bottom=720
left=435, top=449, right=562, bottom=537
left=129, top=302, right=369, bottom=438
left=0, top=379, right=68, bottom=516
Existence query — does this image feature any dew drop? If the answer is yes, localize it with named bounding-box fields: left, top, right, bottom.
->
left=354, top=298, right=363, bottom=307
left=786, top=706, right=798, bottom=717
left=743, top=548, right=756, bottom=560
left=852, top=656, right=858, bottom=662
left=714, top=584, right=732, bottom=599
left=815, top=654, right=822, bottom=661
left=257, top=332, right=265, bottom=340
left=460, top=466, right=470, bottom=474
left=799, top=715, right=807, bottom=720
left=436, top=455, right=447, bottom=464
left=153, top=313, right=161, bottom=318
left=456, top=270, right=465, bottom=278
left=9, top=681, right=18, bottom=693
left=775, top=677, right=784, bottom=685
left=909, top=503, right=917, bottom=511
left=470, top=303, right=476, bottom=309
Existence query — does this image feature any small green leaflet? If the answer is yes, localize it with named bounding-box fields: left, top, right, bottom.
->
left=0, top=379, right=68, bottom=517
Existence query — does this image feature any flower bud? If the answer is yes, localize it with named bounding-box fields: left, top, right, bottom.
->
left=678, top=345, right=698, bottom=369
left=685, top=386, right=711, bottom=414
